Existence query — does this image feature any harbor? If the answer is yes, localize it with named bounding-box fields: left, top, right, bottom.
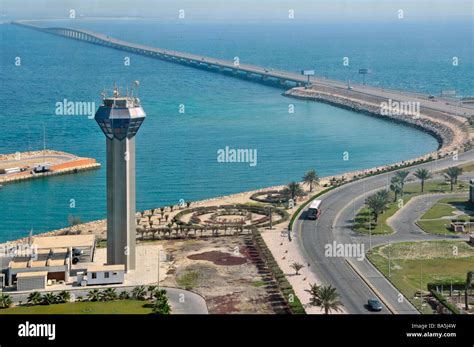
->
left=0, top=150, right=100, bottom=186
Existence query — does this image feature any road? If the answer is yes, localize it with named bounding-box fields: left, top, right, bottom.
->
left=6, top=286, right=208, bottom=314
left=294, top=149, right=474, bottom=314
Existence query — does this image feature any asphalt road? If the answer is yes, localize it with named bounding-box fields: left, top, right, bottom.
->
left=294, top=149, right=474, bottom=314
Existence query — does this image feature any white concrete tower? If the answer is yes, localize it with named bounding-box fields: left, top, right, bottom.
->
left=94, top=84, right=146, bottom=271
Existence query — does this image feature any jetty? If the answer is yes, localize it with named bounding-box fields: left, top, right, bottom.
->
left=0, top=150, right=100, bottom=185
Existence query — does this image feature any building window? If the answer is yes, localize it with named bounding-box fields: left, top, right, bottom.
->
left=104, top=272, right=109, bottom=278
left=91, top=272, right=97, bottom=279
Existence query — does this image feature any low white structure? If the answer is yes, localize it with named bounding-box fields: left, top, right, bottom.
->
left=16, top=271, right=47, bottom=291
left=77, top=264, right=125, bottom=286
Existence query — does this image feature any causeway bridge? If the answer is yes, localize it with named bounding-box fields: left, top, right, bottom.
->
left=12, top=20, right=307, bottom=88
left=12, top=20, right=474, bottom=118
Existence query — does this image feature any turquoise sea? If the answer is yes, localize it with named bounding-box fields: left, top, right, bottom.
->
left=0, top=19, right=472, bottom=242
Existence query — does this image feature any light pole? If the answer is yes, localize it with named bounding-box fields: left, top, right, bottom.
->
left=388, top=241, right=392, bottom=278
left=368, top=210, right=372, bottom=251
left=420, top=259, right=423, bottom=310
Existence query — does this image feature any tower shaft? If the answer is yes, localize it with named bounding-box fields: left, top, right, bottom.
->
left=106, top=137, right=136, bottom=271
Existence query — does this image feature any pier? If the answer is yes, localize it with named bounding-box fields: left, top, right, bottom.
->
left=0, top=150, right=100, bottom=185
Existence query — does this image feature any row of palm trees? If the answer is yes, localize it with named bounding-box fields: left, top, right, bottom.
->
left=283, top=170, right=320, bottom=203
left=366, top=166, right=464, bottom=224
left=27, top=290, right=71, bottom=305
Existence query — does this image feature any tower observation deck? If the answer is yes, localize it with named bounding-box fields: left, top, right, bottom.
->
left=95, top=84, right=146, bottom=271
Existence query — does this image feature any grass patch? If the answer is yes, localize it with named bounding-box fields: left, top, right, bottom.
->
left=367, top=241, right=474, bottom=314
left=421, top=197, right=473, bottom=220
left=176, top=270, right=200, bottom=290
left=353, top=181, right=467, bottom=235
left=251, top=280, right=266, bottom=287
left=417, top=196, right=474, bottom=235
left=0, top=300, right=152, bottom=314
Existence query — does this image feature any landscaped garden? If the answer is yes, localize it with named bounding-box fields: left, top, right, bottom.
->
left=353, top=167, right=467, bottom=235
left=367, top=240, right=474, bottom=314
left=417, top=197, right=474, bottom=235
left=0, top=286, right=171, bottom=315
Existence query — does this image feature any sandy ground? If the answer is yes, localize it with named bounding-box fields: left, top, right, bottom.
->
left=159, top=237, right=278, bottom=314
left=261, top=228, right=346, bottom=314
left=92, top=244, right=170, bottom=286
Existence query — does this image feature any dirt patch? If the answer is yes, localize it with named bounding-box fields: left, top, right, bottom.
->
left=160, top=236, right=277, bottom=314
left=188, top=251, right=247, bottom=266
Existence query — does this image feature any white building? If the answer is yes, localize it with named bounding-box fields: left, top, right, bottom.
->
left=16, top=271, right=48, bottom=291
left=77, top=264, right=125, bottom=286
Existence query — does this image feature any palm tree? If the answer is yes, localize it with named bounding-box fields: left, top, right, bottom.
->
left=0, top=294, right=13, bottom=309
left=413, top=168, right=432, bottom=192
left=283, top=182, right=304, bottom=202
left=365, top=190, right=389, bottom=223
left=445, top=167, right=463, bottom=191
left=147, top=285, right=157, bottom=299
left=290, top=262, right=304, bottom=275
left=394, top=170, right=410, bottom=195
left=376, top=189, right=390, bottom=202
left=389, top=176, right=403, bottom=202
left=119, top=291, right=130, bottom=300
left=41, top=293, right=57, bottom=305
left=303, top=170, right=320, bottom=193
left=57, top=291, right=71, bottom=304
left=102, top=288, right=117, bottom=301
left=317, top=285, right=344, bottom=314
left=87, top=289, right=101, bottom=302
left=305, top=283, right=321, bottom=306
left=27, top=291, right=42, bottom=306
left=152, top=289, right=171, bottom=314
left=132, top=285, right=147, bottom=300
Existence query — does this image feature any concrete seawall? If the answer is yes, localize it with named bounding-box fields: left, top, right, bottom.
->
left=284, top=87, right=471, bottom=160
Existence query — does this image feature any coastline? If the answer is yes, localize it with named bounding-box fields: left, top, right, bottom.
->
left=284, top=86, right=471, bottom=159
left=1, top=85, right=472, bottom=245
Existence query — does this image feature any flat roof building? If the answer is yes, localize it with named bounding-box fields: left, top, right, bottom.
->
left=16, top=271, right=48, bottom=291
left=77, top=264, right=125, bottom=286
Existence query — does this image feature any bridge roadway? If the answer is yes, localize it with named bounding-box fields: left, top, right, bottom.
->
left=12, top=20, right=474, bottom=119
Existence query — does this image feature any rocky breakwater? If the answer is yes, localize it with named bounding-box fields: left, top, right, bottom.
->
left=284, top=87, right=471, bottom=159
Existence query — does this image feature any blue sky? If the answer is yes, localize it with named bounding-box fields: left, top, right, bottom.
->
left=1, top=0, right=472, bottom=21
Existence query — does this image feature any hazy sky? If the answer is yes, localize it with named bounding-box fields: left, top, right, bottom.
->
left=1, top=0, right=472, bottom=21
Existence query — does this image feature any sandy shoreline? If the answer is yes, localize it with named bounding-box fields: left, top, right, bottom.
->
left=0, top=143, right=465, bottom=248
